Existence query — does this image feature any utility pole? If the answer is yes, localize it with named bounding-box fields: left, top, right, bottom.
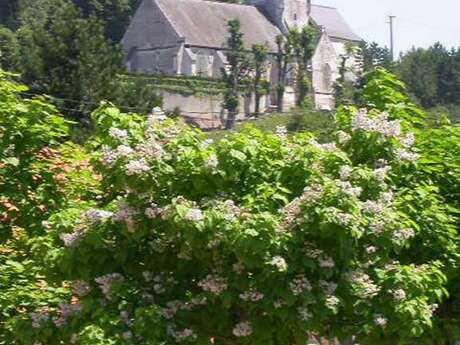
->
left=387, top=15, right=396, bottom=61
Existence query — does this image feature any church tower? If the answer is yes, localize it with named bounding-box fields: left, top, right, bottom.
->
left=251, top=0, right=311, bottom=35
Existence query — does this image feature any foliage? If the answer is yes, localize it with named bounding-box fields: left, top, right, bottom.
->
left=251, top=43, right=268, bottom=116
left=0, top=26, right=20, bottom=71
left=358, top=41, right=394, bottom=73
left=222, top=19, right=252, bottom=129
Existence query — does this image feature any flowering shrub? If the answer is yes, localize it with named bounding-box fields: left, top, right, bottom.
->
left=8, top=92, right=454, bottom=345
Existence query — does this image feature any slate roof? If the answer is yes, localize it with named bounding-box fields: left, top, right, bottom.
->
left=311, top=5, right=361, bottom=42
left=156, top=0, right=282, bottom=51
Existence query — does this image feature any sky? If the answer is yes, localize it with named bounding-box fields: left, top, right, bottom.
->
left=313, top=0, right=460, bottom=56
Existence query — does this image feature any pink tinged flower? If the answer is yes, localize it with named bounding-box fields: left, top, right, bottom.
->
left=31, top=310, right=49, bottom=328
left=59, top=231, right=84, bottom=248
left=125, top=158, right=150, bottom=176
left=86, top=208, right=113, bottom=223
left=53, top=303, right=82, bottom=328
left=184, top=208, right=204, bottom=222
left=94, top=273, right=124, bottom=297
left=373, top=166, right=391, bottom=183
left=361, top=200, right=385, bottom=214
left=197, top=274, right=227, bottom=295
left=233, top=321, right=252, bottom=337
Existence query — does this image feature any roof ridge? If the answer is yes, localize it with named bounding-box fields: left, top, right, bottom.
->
left=311, top=4, right=338, bottom=10
left=168, top=0, right=258, bottom=8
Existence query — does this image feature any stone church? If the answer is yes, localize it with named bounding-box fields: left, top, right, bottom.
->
left=121, top=0, right=361, bottom=117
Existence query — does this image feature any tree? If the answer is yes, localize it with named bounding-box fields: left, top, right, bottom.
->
left=251, top=43, right=268, bottom=117
left=222, top=19, right=252, bottom=129
left=334, top=43, right=360, bottom=107
left=16, top=2, right=121, bottom=119
left=275, top=34, right=294, bottom=112
left=359, top=41, right=393, bottom=72
left=0, top=26, right=20, bottom=71
left=292, top=26, right=315, bottom=107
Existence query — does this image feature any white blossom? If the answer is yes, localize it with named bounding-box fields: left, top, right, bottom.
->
left=204, top=155, right=219, bottom=170
left=395, top=148, right=419, bottom=163
left=239, top=289, right=264, bottom=302
left=269, top=256, right=288, bottom=271
left=233, top=321, right=252, bottom=337
left=297, top=307, right=312, bottom=321
left=108, top=127, right=128, bottom=141
left=392, top=289, right=406, bottom=300
left=198, top=274, right=227, bottom=295
left=184, top=208, right=204, bottom=222
left=86, top=208, right=113, bottom=223
left=125, top=158, right=150, bottom=176
left=339, top=165, right=353, bottom=181
left=337, top=130, right=351, bottom=145
left=374, top=314, right=388, bottom=328
left=94, top=273, right=124, bottom=297
left=399, top=133, right=415, bottom=148
left=275, top=126, right=288, bottom=139
left=289, top=275, right=312, bottom=295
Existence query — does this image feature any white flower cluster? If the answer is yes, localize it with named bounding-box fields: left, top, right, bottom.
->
left=392, top=288, right=406, bottom=300
left=161, top=300, right=184, bottom=319
left=337, top=180, right=362, bottom=198
left=135, top=138, right=164, bottom=159
left=395, top=148, right=419, bottom=163
left=94, top=273, right=124, bottom=298
left=86, top=208, right=113, bottom=223
left=373, top=165, right=391, bottom=183
left=232, top=321, right=252, bottom=337
left=309, top=139, right=338, bottom=152
left=145, top=203, right=163, bottom=219
left=233, top=262, right=245, bottom=275
left=280, top=184, right=324, bottom=229
left=392, top=228, right=415, bottom=243
left=53, top=302, right=82, bottom=327
left=72, top=280, right=91, bottom=297
left=319, top=256, right=335, bottom=269
left=339, top=165, right=353, bottom=181
left=108, top=127, right=128, bottom=141
left=59, top=230, right=85, bottom=248
left=204, top=155, right=219, bottom=170
left=222, top=199, right=241, bottom=222
left=200, top=139, right=214, bottom=150
left=325, top=295, right=340, bottom=309
left=113, top=202, right=140, bottom=233
left=269, top=256, right=288, bottom=272
left=361, top=200, right=385, bottom=215
left=351, top=110, right=401, bottom=137
left=31, top=309, right=49, bottom=328
left=297, top=307, right=312, bottom=321
left=125, top=158, right=150, bottom=176
left=320, top=280, right=338, bottom=295
left=167, top=324, right=198, bottom=342
left=197, top=274, right=227, bottom=295
left=324, top=207, right=354, bottom=227
left=239, top=289, right=264, bottom=302
left=275, top=126, right=288, bottom=139
left=346, top=270, right=380, bottom=299
left=289, top=275, right=312, bottom=295
left=100, top=145, right=133, bottom=165
left=304, top=246, right=324, bottom=259
left=373, top=314, right=388, bottom=328
left=184, top=208, right=204, bottom=222
left=337, top=130, right=351, bottom=145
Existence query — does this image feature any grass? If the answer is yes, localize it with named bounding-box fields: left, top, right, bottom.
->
left=205, top=109, right=335, bottom=142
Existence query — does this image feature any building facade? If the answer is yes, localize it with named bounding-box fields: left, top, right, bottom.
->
left=121, top=0, right=361, bottom=115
